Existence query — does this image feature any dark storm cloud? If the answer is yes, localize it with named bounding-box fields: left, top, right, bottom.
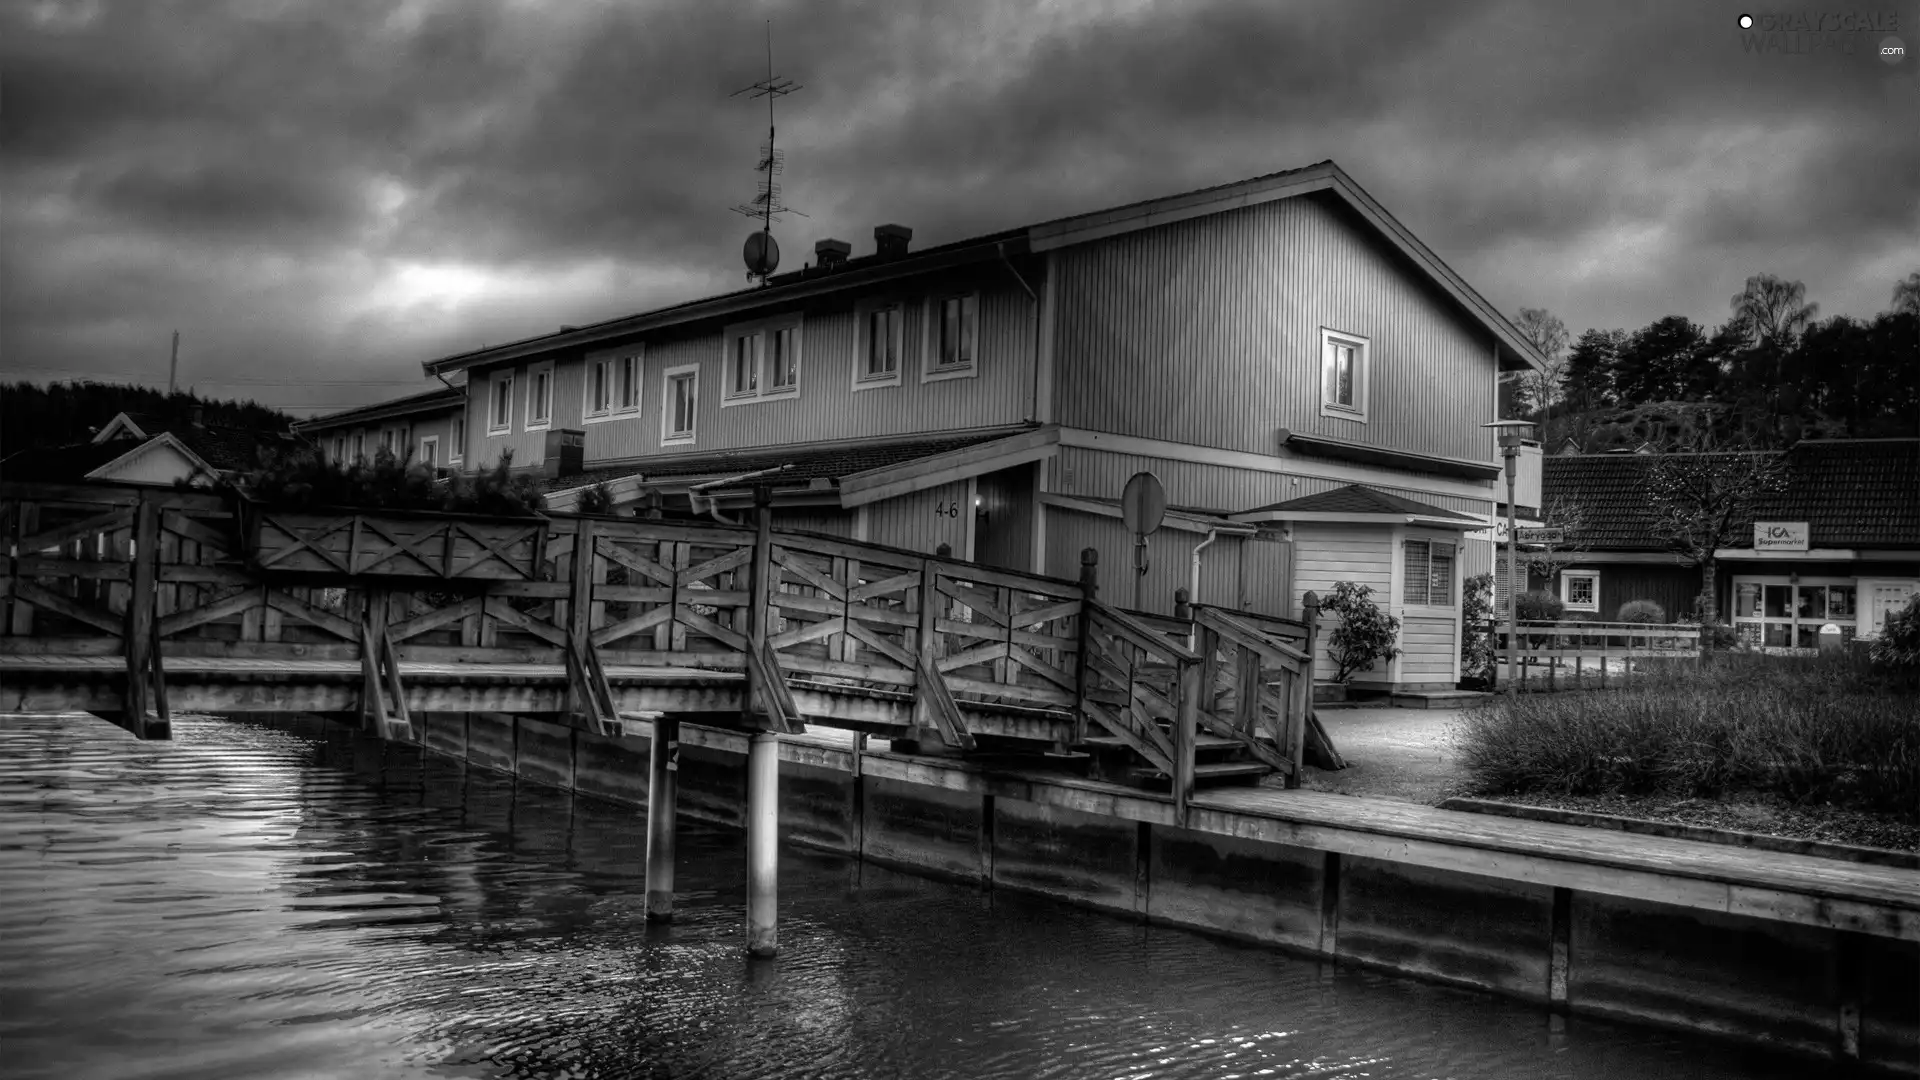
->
left=1, top=0, right=1913, bottom=412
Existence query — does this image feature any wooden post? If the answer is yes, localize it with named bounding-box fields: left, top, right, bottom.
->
left=363, top=589, right=389, bottom=733
left=745, top=730, right=779, bottom=958
left=1173, top=656, right=1200, bottom=828
left=1291, top=592, right=1320, bottom=787
left=913, top=559, right=941, bottom=743
left=123, top=498, right=160, bottom=738
left=1078, top=546, right=1099, bottom=601
left=645, top=718, right=678, bottom=922
left=936, top=542, right=952, bottom=558
left=742, top=487, right=774, bottom=729
left=566, top=519, right=597, bottom=724
left=1071, top=548, right=1099, bottom=745
left=1173, top=587, right=1191, bottom=621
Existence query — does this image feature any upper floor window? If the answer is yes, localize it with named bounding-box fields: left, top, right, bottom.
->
left=855, top=303, right=903, bottom=390
left=926, top=292, right=979, bottom=382
left=724, top=319, right=802, bottom=406
left=488, top=372, right=514, bottom=435
left=586, top=354, right=640, bottom=422
left=419, top=436, right=440, bottom=468
left=331, top=436, right=345, bottom=462
left=449, top=415, right=465, bottom=463
left=1319, top=327, right=1370, bottom=423
left=525, top=363, right=554, bottom=431
left=352, top=432, right=367, bottom=461
left=662, top=364, right=698, bottom=445
left=1403, top=539, right=1455, bottom=607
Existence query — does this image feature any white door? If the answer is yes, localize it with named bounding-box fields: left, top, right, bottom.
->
left=1868, top=581, right=1918, bottom=637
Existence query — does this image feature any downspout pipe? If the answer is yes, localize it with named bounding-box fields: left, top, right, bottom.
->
left=1188, top=528, right=1219, bottom=649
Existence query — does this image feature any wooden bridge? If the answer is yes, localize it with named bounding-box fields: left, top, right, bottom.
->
left=1, top=480, right=1337, bottom=954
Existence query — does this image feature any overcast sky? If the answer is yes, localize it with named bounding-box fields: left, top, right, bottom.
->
left=4, top=0, right=1916, bottom=414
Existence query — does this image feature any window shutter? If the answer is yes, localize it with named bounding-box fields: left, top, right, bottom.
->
left=1404, top=540, right=1430, bottom=605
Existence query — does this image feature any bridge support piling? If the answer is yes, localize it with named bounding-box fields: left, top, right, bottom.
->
left=645, top=719, right=679, bottom=922
left=746, top=730, right=779, bottom=958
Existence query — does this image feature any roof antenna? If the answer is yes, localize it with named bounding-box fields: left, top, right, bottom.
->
left=732, top=20, right=805, bottom=286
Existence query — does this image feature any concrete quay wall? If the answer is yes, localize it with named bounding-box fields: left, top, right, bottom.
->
left=288, top=712, right=1920, bottom=1076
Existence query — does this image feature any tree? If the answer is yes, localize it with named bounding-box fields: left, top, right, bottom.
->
left=1521, top=495, right=1592, bottom=590
left=1510, top=307, right=1571, bottom=418
left=1563, top=328, right=1627, bottom=412
left=1891, top=271, right=1920, bottom=317
left=1614, top=315, right=1712, bottom=403
left=1643, top=438, right=1787, bottom=622
left=1728, top=273, right=1820, bottom=348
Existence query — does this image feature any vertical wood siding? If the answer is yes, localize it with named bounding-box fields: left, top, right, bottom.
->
left=1042, top=507, right=1241, bottom=616
left=866, top=480, right=972, bottom=555
left=1051, top=194, right=1498, bottom=463
left=972, top=464, right=1037, bottom=572
left=771, top=508, right=855, bottom=538
left=559, top=266, right=1037, bottom=465
left=1052, top=446, right=1496, bottom=520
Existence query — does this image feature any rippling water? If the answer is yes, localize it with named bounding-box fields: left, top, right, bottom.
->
left=0, top=714, right=1815, bottom=1079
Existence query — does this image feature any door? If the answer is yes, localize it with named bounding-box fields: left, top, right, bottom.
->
left=1237, top=531, right=1293, bottom=617
left=1869, top=581, right=1918, bottom=637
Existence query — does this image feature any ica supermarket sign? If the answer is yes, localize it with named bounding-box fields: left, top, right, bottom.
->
left=1753, top=521, right=1809, bottom=552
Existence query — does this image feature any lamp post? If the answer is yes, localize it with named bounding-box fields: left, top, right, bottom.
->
left=1483, top=420, right=1535, bottom=697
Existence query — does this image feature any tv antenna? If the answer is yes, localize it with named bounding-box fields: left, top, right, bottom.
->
left=732, top=21, right=805, bottom=285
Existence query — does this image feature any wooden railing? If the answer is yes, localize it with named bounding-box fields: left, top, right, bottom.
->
left=1, top=480, right=1323, bottom=820
left=1492, top=619, right=1702, bottom=691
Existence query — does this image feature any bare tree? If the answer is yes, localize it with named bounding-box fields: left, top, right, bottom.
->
left=1510, top=307, right=1571, bottom=417
left=1893, top=271, right=1920, bottom=317
left=1643, top=437, right=1787, bottom=622
left=1729, top=273, right=1820, bottom=347
left=1521, top=495, right=1591, bottom=589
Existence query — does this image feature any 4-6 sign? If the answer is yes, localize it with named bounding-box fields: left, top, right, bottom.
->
left=1516, top=527, right=1566, bottom=544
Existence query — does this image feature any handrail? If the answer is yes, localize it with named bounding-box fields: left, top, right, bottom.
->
left=1194, top=607, right=1311, bottom=670
left=1086, top=600, right=1201, bottom=665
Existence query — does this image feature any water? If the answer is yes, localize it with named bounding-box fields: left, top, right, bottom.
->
left=0, top=714, right=1816, bottom=1080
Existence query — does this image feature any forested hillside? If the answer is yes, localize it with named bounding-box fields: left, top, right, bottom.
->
left=0, top=381, right=293, bottom=458
left=1505, top=271, right=1919, bottom=451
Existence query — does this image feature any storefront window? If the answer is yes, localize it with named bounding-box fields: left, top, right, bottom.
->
left=1736, top=582, right=1762, bottom=619
left=1763, top=585, right=1792, bottom=619
left=1733, top=577, right=1861, bottom=652
left=1830, top=586, right=1856, bottom=618
left=1797, top=586, right=1826, bottom=620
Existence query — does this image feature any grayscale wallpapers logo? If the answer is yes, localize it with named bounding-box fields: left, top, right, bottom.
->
left=1735, top=11, right=1906, bottom=61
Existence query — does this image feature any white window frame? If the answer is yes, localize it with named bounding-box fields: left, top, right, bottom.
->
left=488, top=371, right=515, bottom=436
left=582, top=354, right=640, bottom=424
left=662, top=363, right=699, bottom=446
left=723, top=317, right=804, bottom=406
left=448, top=414, right=464, bottom=464
left=331, top=436, right=346, bottom=462
left=1560, top=569, right=1600, bottom=613
left=524, top=362, right=554, bottom=432
left=352, top=432, right=367, bottom=462
left=419, top=435, right=439, bottom=468
left=585, top=357, right=614, bottom=419
left=853, top=301, right=905, bottom=391
left=1401, top=536, right=1459, bottom=611
left=923, top=291, right=980, bottom=383
left=618, top=353, right=641, bottom=411
left=1319, top=327, right=1370, bottom=423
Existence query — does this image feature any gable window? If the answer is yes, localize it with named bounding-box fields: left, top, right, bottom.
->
left=489, top=372, right=515, bottom=435
left=525, top=363, right=553, bottom=431
left=449, top=415, right=464, bottom=463
left=419, top=436, right=440, bottom=468
left=1403, top=539, right=1456, bottom=607
left=1561, top=570, right=1600, bottom=613
left=926, top=292, right=979, bottom=381
left=662, top=364, right=698, bottom=445
left=723, top=319, right=802, bottom=405
left=1319, top=327, right=1370, bottom=422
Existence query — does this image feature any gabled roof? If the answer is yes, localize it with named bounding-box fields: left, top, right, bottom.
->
left=1541, top=439, right=1920, bottom=551
left=422, top=161, right=1547, bottom=377
left=290, top=386, right=466, bottom=433
left=1, top=432, right=216, bottom=486
left=1233, top=484, right=1480, bottom=529
left=92, top=410, right=298, bottom=471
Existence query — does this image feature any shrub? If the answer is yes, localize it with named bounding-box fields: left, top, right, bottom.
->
left=228, top=446, right=545, bottom=517
left=1617, top=599, right=1667, bottom=624
left=1515, top=589, right=1564, bottom=622
left=1699, top=620, right=1741, bottom=651
left=1452, top=649, right=1920, bottom=816
left=576, top=482, right=618, bottom=517
left=1460, top=572, right=1496, bottom=688
left=1871, top=595, right=1920, bottom=668
left=1319, top=581, right=1401, bottom=683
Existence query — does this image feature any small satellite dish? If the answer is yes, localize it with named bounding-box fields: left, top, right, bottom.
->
left=744, top=231, right=780, bottom=278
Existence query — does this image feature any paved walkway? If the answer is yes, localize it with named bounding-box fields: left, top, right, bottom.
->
left=1294, top=706, right=1470, bottom=805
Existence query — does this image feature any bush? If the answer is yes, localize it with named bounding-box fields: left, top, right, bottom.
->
left=1617, top=599, right=1667, bottom=624
left=1452, top=649, right=1919, bottom=816
left=1460, top=572, right=1496, bottom=688
left=227, top=446, right=546, bottom=517
left=576, top=482, right=618, bottom=517
left=1699, top=620, right=1741, bottom=651
left=1872, top=595, right=1920, bottom=668
left=1515, top=589, right=1564, bottom=622
left=1319, top=581, right=1401, bottom=683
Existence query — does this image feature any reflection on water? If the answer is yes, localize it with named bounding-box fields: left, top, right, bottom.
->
left=0, top=714, right=1817, bottom=1079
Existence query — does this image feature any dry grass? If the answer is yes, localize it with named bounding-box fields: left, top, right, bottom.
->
left=1453, top=651, right=1919, bottom=818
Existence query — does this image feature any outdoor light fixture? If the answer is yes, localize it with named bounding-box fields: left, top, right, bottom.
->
left=1483, top=419, right=1536, bottom=697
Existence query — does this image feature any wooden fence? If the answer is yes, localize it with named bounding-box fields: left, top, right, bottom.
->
left=1491, top=619, right=1702, bottom=692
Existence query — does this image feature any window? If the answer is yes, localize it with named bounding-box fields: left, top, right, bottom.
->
left=586, top=354, right=641, bottom=421
left=352, top=432, right=366, bottom=462
left=927, top=292, right=979, bottom=375
left=769, top=326, right=797, bottom=390
left=729, top=333, right=760, bottom=397
left=525, top=363, right=553, bottom=430
left=1403, top=539, right=1456, bottom=607
left=587, top=359, right=613, bottom=417
left=331, top=436, right=345, bottom=462
left=1561, top=570, right=1599, bottom=613
left=489, top=372, right=514, bottom=434
left=724, top=320, right=801, bottom=404
left=619, top=355, right=640, bottom=409
left=1733, top=578, right=1862, bottom=649
left=449, top=415, right=464, bottom=463
left=419, top=436, right=439, bottom=468
left=662, top=364, right=698, bottom=444
left=1319, top=327, right=1370, bottom=422
left=856, top=303, right=903, bottom=388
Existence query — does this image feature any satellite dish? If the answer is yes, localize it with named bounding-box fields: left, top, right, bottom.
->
left=743, top=231, right=780, bottom=277
left=1121, top=472, right=1167, bottom=537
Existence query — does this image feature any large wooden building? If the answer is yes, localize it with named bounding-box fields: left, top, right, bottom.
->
left=396, top=162, right=1544, bottom=691
left=293, top=386, right=467, bottom=472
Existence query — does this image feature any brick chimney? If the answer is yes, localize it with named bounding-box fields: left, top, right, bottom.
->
left=814, top=238, right=851, bottom=269
left=874, top=223, right=912, bottom=259
left=543, top=428, right=585, bottom=480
